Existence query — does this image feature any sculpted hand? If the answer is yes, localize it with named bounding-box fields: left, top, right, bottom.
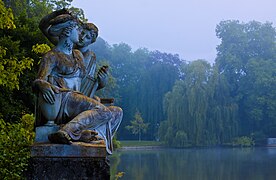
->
left=97, top=65, right=108, bottom=88
left=38, top=81, right=59, bottom=104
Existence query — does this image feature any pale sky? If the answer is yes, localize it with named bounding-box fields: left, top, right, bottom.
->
left=72, top=0, right=276, bottom=62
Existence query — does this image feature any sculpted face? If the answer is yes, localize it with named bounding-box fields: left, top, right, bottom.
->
left=77, top=29, right=94, bottom=47
left=70, top=26, right=80, bottom=44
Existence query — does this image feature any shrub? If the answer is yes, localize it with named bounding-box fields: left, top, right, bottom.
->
left=0, top=114, right=34, bottom=179
left=112, top=135, right=121, bottom=149
left=174, top=130, right=188, bottom=147
left=232, top=136, right=255, bottom=147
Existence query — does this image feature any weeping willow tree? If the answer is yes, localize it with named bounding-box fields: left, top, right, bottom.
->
left=135, top=51, right=181, bottom=140
left=159, top=60, right=239, bottom=147
left=206, top=67, right=239, bottom=144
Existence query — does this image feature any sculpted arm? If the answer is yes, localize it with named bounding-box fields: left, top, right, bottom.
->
left=33, top=53, right=58, bottom=104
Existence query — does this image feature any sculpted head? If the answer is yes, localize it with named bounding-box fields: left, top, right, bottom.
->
left=77, top=22, right=98, bottom=48
left=48, top=14, right=80, bottom=43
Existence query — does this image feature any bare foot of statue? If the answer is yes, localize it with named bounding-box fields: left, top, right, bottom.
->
left=79, top=130, right=99, bottom=143
left=48, top=131, right=72, bottom=144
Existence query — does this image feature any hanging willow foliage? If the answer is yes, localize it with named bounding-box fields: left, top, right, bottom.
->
left=160, top=60, right=239, bottom=147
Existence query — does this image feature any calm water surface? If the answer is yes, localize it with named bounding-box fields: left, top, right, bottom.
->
left=110, top=147, right=276, bottom=180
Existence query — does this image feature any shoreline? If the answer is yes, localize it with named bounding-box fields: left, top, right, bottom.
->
left=119, top=146, right=166, bottom=150
left=118, top=145, right=276, bottom=151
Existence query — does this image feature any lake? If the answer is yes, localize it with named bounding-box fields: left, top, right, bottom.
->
left=110, top=147, right=276, bottom=180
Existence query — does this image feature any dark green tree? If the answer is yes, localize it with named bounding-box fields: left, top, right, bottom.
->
left=216, top=20, right=276, bottom=141
left=0, top=0, right=83, bottom=122
left=159, top=60, right=239, bottom=147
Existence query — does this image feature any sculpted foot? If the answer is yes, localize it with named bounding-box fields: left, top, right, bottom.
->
left=79, top=130, right=102, bottom=143
left=48, top=130, right=72, bottom=144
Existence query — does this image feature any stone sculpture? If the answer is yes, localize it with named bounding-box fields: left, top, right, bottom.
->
left=33, top=10, right=122, bottom=154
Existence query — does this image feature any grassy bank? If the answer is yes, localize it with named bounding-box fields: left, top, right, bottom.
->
left=120, top=141, right=164, bottom=147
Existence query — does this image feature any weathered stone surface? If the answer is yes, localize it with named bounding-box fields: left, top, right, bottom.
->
left=26, top=143, right=109, bottom=179
left=25, top=157, right=110, bottom=180
left=31, top=142, right=106, bottom=157
left=35, top=125, right=59, bottom=142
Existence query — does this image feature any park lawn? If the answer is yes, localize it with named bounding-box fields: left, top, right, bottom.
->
left=120, top=140, right=164, bottom=147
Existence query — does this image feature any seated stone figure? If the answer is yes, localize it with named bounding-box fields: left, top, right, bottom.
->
left=34, top=12, right=122, bottom=154
left=77, top=22, right=104, bottom=98
left=39, top=9, right=107, bottom=99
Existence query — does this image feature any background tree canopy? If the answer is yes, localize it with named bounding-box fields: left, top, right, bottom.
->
left=0, top=1, right=275, bottom=148
left=158, top=20, right=276, bottom=146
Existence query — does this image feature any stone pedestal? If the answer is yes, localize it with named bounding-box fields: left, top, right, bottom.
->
left=26, top=142, right=109, bottom=179
left=35, top=125, right=59, bottom=142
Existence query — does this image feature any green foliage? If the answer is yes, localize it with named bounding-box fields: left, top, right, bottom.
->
left=68, top=6, right=87, bottom=22
left=232, top=136, right=255, bottom=147
left=0, top=0, right=81, bottom=122
left=0, top=0, right=16, bottom=29
left=112, top=135, right=121, bottom=149
left=126, top=110, right=149, bottom=141
left=0, top=114, right=35, bottom=179
left=1, top=0, right=274, bottom=151
left=91, top=38, right=183, bottom=140
left=32, top=43, right=51, bottom=55
left=115, top=172, right=125, bottom=180
left=0, top=54, right=33, bottom=90
left=215, top=20, right=275, bottom=95
left=105, top=44, right=182, bottom=140
left=50, top=0, right=73, bottom=9
left=160, top=60, right=239, bottom=147
left=135, top=51, right=182, bottom=140
left=175, top=131, right=188, bottom=147
left=158, top=120, right=168, bottom=142
left=159, top=20, right=275, bottom=147
left=164, top=127, right=174, bottom=146
left=0, top=1, right=34, bottom=90
left=216, top=20, right=276, bottom=137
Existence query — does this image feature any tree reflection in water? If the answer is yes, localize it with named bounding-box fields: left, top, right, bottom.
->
left=110, top=148, right=276, bottom=180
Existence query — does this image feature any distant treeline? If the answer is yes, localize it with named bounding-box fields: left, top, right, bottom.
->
left=92, top=20, right=276, bottom=146
left=1, top=0, right=275, bottom=147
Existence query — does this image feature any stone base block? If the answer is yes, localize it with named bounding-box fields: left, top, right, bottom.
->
left=35, top=125, right=60, bottom=142
left=31, top=142, right=107, bottom=158
left=25, top=157, right=110, bottom=180
left=26, top=142, right=109, bottom=179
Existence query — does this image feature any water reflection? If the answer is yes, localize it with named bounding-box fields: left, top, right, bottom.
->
left=110, top=148, right=276, bottom=180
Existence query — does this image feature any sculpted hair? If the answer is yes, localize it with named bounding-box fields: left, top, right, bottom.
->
left=48, top=14, right=79, bottom=38
left=48, top=21, right=78, bottom=38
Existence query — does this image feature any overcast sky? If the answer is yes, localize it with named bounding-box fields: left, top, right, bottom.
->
left=72, top=0, right=276, bottom=62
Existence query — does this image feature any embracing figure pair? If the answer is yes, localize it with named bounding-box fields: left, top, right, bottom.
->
left=33, top=9, right=122, bottom=154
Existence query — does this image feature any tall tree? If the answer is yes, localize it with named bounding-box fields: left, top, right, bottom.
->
left=126, top=110, right=149, bottom=141
left=159, top=60, right=239, bottom=147
left=0, top=0, right=35, bottom=121
left=215, top=20, right=276, bottom=139
left=215, top=20, right=275, bottom=96
left=91, top=40, right=183, bottom=140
